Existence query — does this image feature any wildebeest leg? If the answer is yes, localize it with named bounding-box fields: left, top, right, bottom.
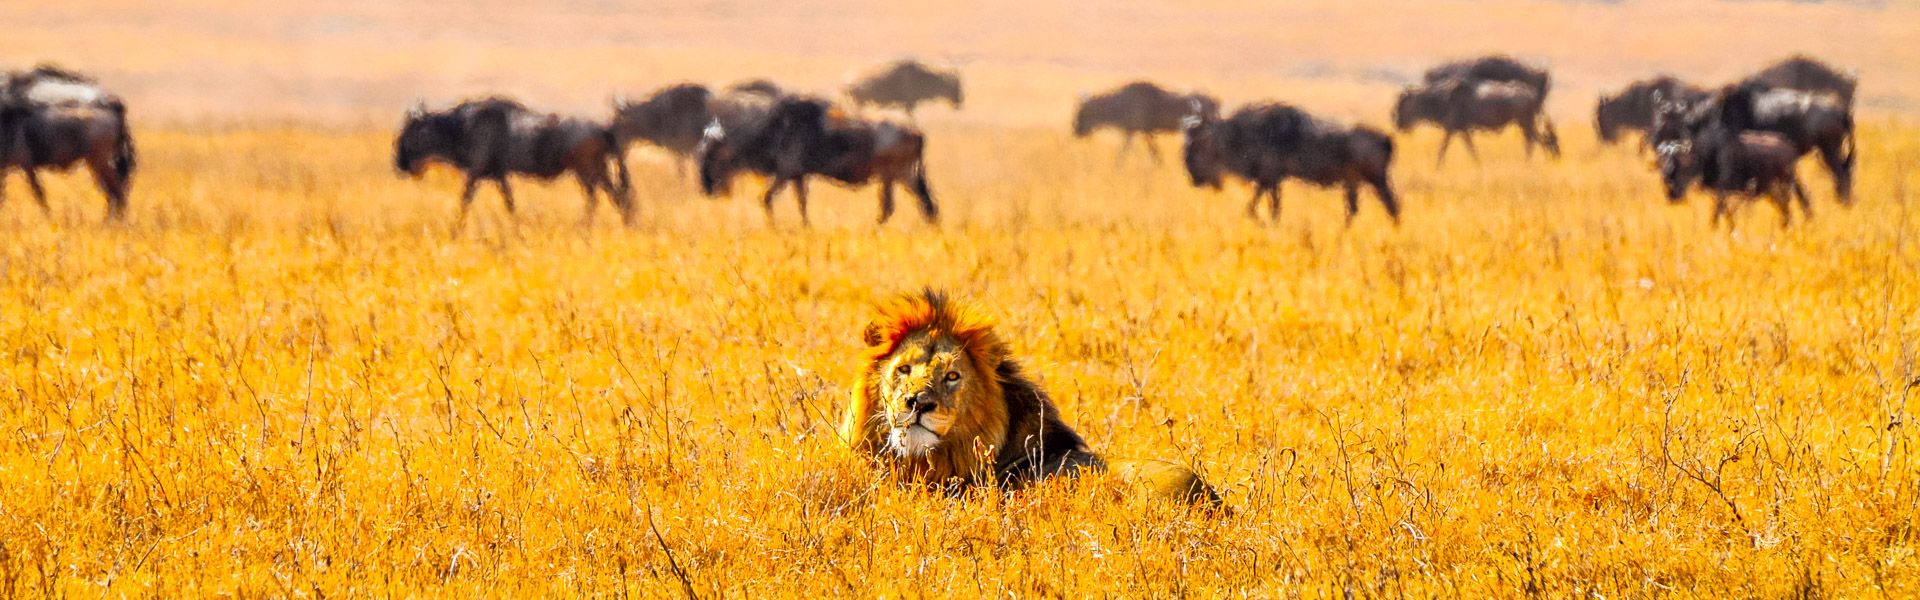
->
left=1145, top=135, right=1163, bottom=164
left=1117, top=132, right=1135, bottom=165
left=909, top=169, right=939, bottom=224
left=1792, top=180, right=1814, bottom=222
left=1461, top=132, right=1481, bottom=163
left=1436, top=131, right=1454, bottom=167
left=761, top=177, right=788, bottom=224
left=1342, top=182, right=1360, bottom=227
left=1710, top=193, right=1730, bottom=230
left=1519, top=120, right=1538, bottom=159
left=1244, top=186, right=1265, bottom=221
left=1267, top=183, right=1282, bottom=223
left=495, top=178, right=517, bottom=217
left=576, top=173, right=600, bottom=227
left=793, top=177, right=812, bottom=227
left=1371, top=174, right=1402, bottom=226
left=23, top=169, right=52, bottom=216
left=878, top=177, right=898, bottom=224
left=1768, top=187, right=1793, bottom=228
left=84, top=158, right=129, bottom=222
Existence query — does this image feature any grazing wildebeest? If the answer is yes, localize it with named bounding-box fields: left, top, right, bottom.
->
left=1395, top=80, right=1560, bottom=165
left=1743, top=55, right=1856, bottom=106
left=1182, top=102, right=1400, bottom=226
left=1596, top=76, right=1710, bottom=148
left=0, top=66, right=136, bottom=220
left=1699, top=82, right=1855, bottom=203
left=1424, top=55, right=1551, bottom=99
left=1073, top=81, right=1219, bottom=164
left=845, top=59, right=962, bottom=118
left=697, top=96, right=938, bottom=225
left=729, top=79, right=786, bottom=97
left=394, top=97, right=634, bottom=227
left=611, top=83, right=714, bottom=177
left=1652, top=102, right=1810, bottom=229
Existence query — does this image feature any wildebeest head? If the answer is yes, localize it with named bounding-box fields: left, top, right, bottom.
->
left=394, top=102, right=454, bottom=177
left=1654, top=138, right=1699, bottom=203
left=1071, top=94, right=1097, bottom=137
left=1180, top=109, right=1225, bottom=190
left=695, top=119, right=737, bottom=196
left=1650, top=96, right=1705, bottom=203
left=1595, top=92, right=1631, bottom=144
left=938, top=71, right=964, bottom=108
left=1393, top=86, right=1440, bottom=131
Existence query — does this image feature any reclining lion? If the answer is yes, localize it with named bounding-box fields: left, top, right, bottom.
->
left=840, top=289, right=1221, bottom=507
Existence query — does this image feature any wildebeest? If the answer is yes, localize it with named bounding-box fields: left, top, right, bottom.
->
left=395, top=97, right=634, bottom=226
left=697, top=96, right=938, bottom=225
left=1652, top=102, right=1810, bottom=228
left=1742, top=55, right=1856, bottom=106
left=845, top=59, right=962, bottom=118
left=1394, top=80, right=1560, bottom=165
left=1182, top=102, right=1400, bottom=225
left=1424, top=55, right=1551, bottom=99
left=729, top=79, right=786, bottom=97
left=1073, top=81, right=1219, bottom=164
left=0, top=66, right=136, bottom=220
left=611, top=83, right=714, bottom=177
left=1596, top=76, right=1710, bottom=148
left=1696, top=82, right=1855, bottom=203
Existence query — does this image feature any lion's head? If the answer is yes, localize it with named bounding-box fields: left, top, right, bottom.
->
left=841, top=290, right=1014, bottom=485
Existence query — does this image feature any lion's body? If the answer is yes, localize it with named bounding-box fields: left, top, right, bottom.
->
left=842, top=290, right=1221, bottom=507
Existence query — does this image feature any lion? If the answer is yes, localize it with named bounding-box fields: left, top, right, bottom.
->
left=840, top=289, right=1222, bottom=507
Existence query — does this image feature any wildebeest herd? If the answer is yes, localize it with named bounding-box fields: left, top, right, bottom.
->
left=0, top=55, right=1862, bottom=229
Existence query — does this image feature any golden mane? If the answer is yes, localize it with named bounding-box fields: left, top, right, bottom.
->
left=841, top=290, right=1011, bottom=479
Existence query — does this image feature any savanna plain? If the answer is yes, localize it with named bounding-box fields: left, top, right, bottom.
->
left=1, top=0, right=1919, bottom=596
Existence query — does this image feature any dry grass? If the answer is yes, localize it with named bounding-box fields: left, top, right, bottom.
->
left=0, top=118, right=1914, bottom=596
left=1, top=0, right=1919, bottom=596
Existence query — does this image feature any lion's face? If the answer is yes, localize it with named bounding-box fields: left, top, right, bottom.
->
left=873, top=332, right=986, bottom=458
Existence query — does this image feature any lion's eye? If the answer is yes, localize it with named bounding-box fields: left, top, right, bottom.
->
left=944, top=371, right=960, bottom=383
left=896, top=364, right=911, bottom=375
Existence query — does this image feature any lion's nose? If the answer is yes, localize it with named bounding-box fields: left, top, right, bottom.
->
left=906, top=391, right=934, bottom=414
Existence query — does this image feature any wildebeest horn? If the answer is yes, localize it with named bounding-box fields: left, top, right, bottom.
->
left=703, top=119, right=725, bottom=140
left=613, top=94, right=630, bottom=108
left=1181, top=114, right=1202, bottom=130
left=1188, top=98, right=1204, bottom=115
left=408, top=100, right=426, bottom=117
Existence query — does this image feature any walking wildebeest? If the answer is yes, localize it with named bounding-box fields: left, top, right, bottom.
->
left=1652, top=102, right=1810, bottom=229
left=1698, top=82, right=1855, bottom=203
left=1743, top=55, right=1856, bottom=106
left=1424, top=55, right=1551, bottom=99
left=0, top=66, right=136, bottom=220
left=729, top=79, right=786, bottom=98
left=697, top=96, right=938, bottom=225
left=1596, top=76, right=1710, bottom=148
left=1395, top=80, right=1560, bottom=165
left=1182, top=102, right=1400, bottom=226
left=395, top=97, right=634, bottom=227
left=1073, top=81, right=1219, bottom=164
left=611, top=83, right=714, bottom=178
left=845, top=59, right=962, bottom=119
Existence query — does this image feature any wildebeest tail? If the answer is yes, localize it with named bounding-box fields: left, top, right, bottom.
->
left=910, top=141, right=939, bottom=223
left=1841, top=109, right=1857, bottom=170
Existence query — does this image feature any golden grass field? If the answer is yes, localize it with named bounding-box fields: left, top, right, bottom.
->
left=3, top=0, right=1920, bottom=596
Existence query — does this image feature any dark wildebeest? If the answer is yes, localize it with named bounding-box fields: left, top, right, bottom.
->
left=697, top=96, right=938, bottom=225
left=845, top=59, right=962, bottom=118
left=0, top=66, right=136, bottom=220
left=1394, top=80, right=1560, bottom=165
left=730, top=79, right=786, bottom=97
left=1072, top=81, right=1219, bottom=164
left=1652, top=101, right=1810, bottom=229
left=1182, top=102, right=1400, bottom=226
left=1424, top=55, right=1551, bottom=100
left=395, top=97, right=634, bottom=227
left=1596, top=76, right=1710, bottom=148
left=611, top=83, right=713, bottom=177
left=1703, top=82, right=1855, bottom=203
left=1742, top=55, right=1857, bottom=107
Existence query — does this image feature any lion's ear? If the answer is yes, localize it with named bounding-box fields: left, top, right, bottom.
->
left=863, top=323, right=887, bottom=347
